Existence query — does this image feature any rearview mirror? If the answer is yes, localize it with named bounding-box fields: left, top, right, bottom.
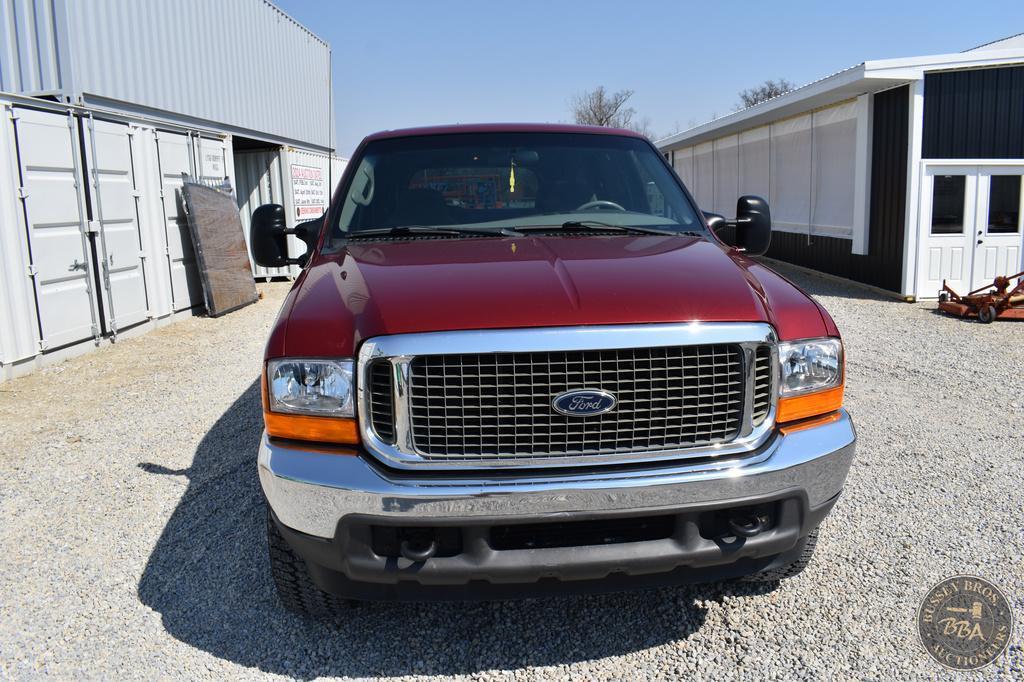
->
left=250, top=204, right=321, bottom=268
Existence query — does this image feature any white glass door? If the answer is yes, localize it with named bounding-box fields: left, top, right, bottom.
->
left=918, top=165, right=1024, bottom=297
left=972, top=169, right=1023, bottom=290
left=918, top=166, right=977, bottom=296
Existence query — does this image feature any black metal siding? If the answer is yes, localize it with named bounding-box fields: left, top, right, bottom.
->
left=765, top=85, right=909, bottom=293
left=922, top=66, right=1024, bottom=159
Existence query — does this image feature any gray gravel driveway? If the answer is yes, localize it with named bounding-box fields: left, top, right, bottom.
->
left=0, top=265, right=1021, bottom=679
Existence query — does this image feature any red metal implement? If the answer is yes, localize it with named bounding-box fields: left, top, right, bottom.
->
left=937, top=271, right=1024, bottom=323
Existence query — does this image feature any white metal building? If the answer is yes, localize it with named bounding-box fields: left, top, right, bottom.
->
left=657, top=35, right=1024, bottom=300
left=0, top=0, right=346, bottom=380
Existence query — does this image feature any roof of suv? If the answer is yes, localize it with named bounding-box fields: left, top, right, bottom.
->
left=363, top=123, right=646, bottom=143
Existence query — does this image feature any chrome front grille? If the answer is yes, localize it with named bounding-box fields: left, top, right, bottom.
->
left=367, top=360, right=396, bottom=443
left=358, top=323, right=778, bottom=470
left=751, top=345, right=773, bottom=426
left=408, top=346, right=744, bottom=459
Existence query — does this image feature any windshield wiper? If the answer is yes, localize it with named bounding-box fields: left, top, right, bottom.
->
left=345, top=225, right=522, bottom=239
left=518, top=220, right=684, bottom=236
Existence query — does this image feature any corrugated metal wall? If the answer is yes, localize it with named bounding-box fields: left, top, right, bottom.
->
left=0, top=0, right=66, bottom=93
left=1, top=0, right=332, bottom=150
left=766, top=85, right=910, bottom=292
left=922, top=65, right=1024, bottom=159
left=864, top=85, right=909, bottom=291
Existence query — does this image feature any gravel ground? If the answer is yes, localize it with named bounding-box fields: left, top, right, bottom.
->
left=0, top=265, right=1022, bottom=680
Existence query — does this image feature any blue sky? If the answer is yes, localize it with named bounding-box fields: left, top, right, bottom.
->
left=275, top=0, right=1024, bottom=157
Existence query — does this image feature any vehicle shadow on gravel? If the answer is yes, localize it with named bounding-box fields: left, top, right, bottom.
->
left=757, top=260, right=898, bottom=303
left=138, top=380, right=777, bottom=678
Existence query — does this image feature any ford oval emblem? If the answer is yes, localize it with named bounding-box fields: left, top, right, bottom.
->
left=551, top=389, right=617, bottom=417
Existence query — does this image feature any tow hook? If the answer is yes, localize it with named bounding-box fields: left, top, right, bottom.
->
left=400, top=537, right=438, bottom=562
left=728, top=513, right=770, bottom=538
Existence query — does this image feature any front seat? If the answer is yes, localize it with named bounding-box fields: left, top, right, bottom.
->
left=535, top=170, right=596, bottom=214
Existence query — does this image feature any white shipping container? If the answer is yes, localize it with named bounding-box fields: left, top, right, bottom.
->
left=0, top=0, right=336, bottom=380
left=0, top=100, right=41, bottom=366
left=283, top=148, right=347, bottom=224
left=235, top=147, right=347, bottom=280
left=234, top=150, right=296, bottom=279
left=0, top=93, right=242, bottom=380
left=12, top=105, right=100, bottom=350
left=82, top=115, right=151, bottom=333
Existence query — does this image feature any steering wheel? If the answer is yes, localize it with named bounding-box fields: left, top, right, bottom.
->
left=575, top=199, right=626, bottom=212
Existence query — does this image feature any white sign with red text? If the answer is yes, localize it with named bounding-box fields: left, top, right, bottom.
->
left=290, top=164, right=326, bottom=220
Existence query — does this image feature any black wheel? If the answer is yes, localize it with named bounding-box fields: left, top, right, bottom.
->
left=938, top=292, right=949, bottom=303
left=267, top=509, right=352, bottom=616
left=741, top=528, right=819, bottom=582
left=978, top=305, right=998, bottom=324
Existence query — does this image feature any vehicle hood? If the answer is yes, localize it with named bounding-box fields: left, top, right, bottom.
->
left=269, top=235, right=832, bottom=358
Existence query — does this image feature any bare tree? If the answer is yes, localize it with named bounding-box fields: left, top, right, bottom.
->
left=630, top=115, right=656, bottom=140
left=659, top=120, right=685, bottom=140
left=736, top=78, right=795, bottom=110
left=571, top=86, right=637, bottom=129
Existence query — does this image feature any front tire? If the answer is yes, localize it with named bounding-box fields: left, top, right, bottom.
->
left=741, top=528, right=819, bottom=582
left=266, top=509, right=351, bottom=616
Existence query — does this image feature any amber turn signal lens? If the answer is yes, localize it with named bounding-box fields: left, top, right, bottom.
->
left=777, top=384, right=844, bottom=424
left=261, top=367, right=360, bottom=445
left=778, top=410, right=842, bottom=434
left=263, top=411, right=360, bottom=444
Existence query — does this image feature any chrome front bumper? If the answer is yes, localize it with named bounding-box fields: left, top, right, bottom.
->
left=259, top=409, right=856, bottom=539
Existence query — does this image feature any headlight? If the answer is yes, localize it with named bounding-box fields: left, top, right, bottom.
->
left=267, top=358, right=354, bottom=417
left=778, top=338, right=843, bottom=396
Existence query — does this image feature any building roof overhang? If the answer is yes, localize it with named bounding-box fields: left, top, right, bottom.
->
left=656, top=47, right=1024, bottom=151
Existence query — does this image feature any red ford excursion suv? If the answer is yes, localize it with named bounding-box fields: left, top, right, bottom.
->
left=249, top=124, right=855, bottom=615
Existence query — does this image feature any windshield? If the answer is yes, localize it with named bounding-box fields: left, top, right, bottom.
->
left=331, top=132, right=703, bottom=241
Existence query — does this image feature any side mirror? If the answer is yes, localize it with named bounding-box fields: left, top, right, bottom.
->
left=291, top=218, right=322, bottom=268
left=703, top=198, right=772, bottom=256
left=250, top=204, right=321, bottom=268
left=733, top=195, right=771, bottom=256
